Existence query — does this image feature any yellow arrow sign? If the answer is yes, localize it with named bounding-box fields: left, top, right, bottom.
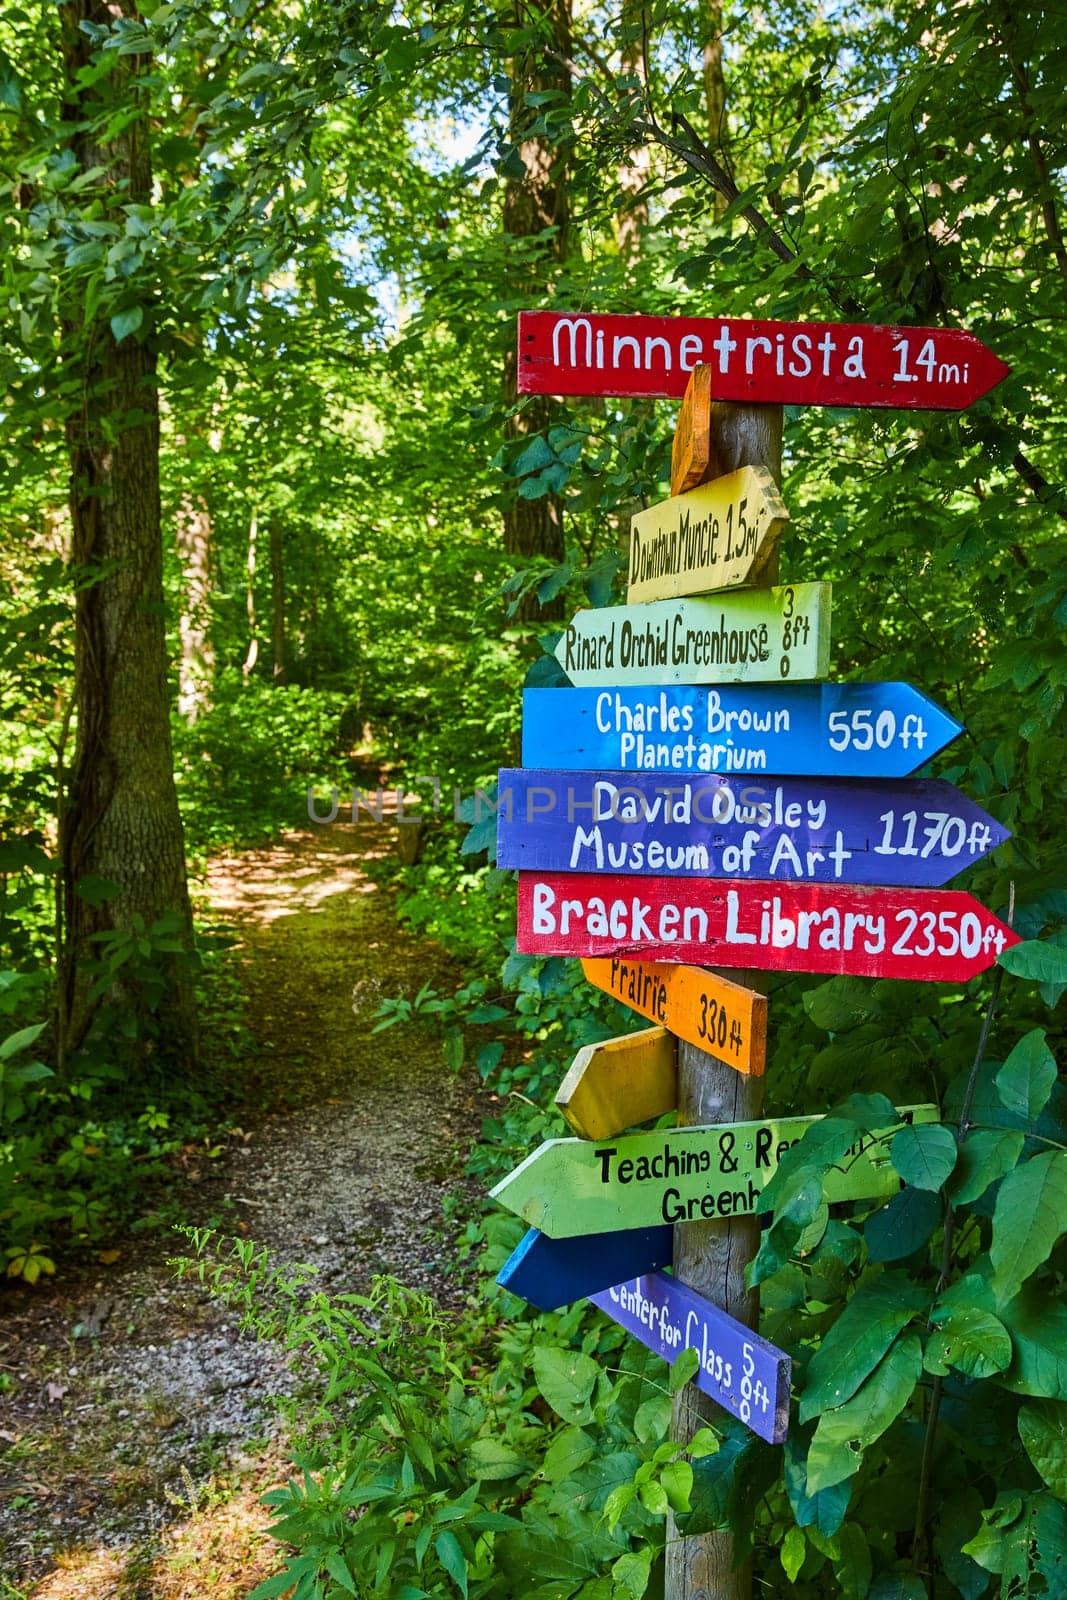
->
left=556, top=1027, right=677, bottom=1141
left=627, top=465, right=789, bottom=604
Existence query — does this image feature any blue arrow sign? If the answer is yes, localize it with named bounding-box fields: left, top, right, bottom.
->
left=497, top=1225, right=673, bottom=1312
left=496, top=769, right=1008, bottom=887
left=522, top=682, right=961, bottom=779
left=590, top=1271, right=791, bottom=1443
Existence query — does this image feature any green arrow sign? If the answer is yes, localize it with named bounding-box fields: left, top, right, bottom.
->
left=490, top=1107, right=937, bottom=1237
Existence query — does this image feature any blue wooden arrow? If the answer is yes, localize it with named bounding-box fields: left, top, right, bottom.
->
left=497, top=1224, right=672, bottom=1312
left=522, top=682, right=961, bottom=779
left=495, top=769, right=1008, bottom=887
left=590, top=1271, right=791, bottom=1443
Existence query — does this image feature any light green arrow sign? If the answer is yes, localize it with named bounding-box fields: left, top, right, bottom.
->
left=555, top=582, right=831, bottom=688
left=490, top=1106, right=937, bottom=1237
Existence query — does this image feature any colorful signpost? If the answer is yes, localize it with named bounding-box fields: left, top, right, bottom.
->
left=490, top=1107, right=938, bottom=1236
left=518, top=874, right=1019, bottom=980
left=498, top=1225, right=673, bottom=1312
left=521, top=681, right=963, bottom=777
left=497, top=770, right=1008, bottom=886
left=627, top=467, right=788, bottom=603
left=591, top=1273, right=791, bottom=1444
left=580, top=956, right=766, bottom=1075
left=517, top=310, right=1011, bottom=409
left=557, top=584, right=831, bottom=688
left=556, top=1027, right=677, bottom=1140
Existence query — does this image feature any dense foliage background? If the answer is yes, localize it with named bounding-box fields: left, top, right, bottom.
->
left=1, top=0, right=1065, bottom=1595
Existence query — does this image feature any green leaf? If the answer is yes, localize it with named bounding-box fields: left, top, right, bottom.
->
left=74, top=874, right=121, bottom=907
left=800, top=1275, right=926, bottom=1422
left=538, top=1426, right=594, bottom=1484
left=634, top=1394, right=671, bottom=1442
left=998, top=1284, right=1067, bottom=1399
left=531, top=1346, right=598, bottom=1423
left=679, top=1419, right=779, bottom=1557
left=110, top=305, right=144, bottom=343
left=925, top=1305, right=1012, bottom=1379
left=323, top=1551, right=357, bottom=1595
left=611, top=1548, right=653, bottom=1598
left=995, top=1029, right=1058, bottom=1122
left=999, top=940, right=1067, bottom=987
left=890, top=1123, right=957, bottom=1191
left=990, top=1150, right=1067, bottom=1304
left=781, top=1525, right=806, bottom=1582
left=949, top=1129, right=1025, bottom=1205
left=669, top=1346, right=699, bottom=1392
left=1018, top=1401, right=1067, bottom=1500
left=660, top=1459, right=692, bottom=1513
left=806, top=1335, right=922, bottom=1494
left=511, top=436, right=555, bottom=476
left=832, top=1521, right=872, bottom=1599
left=0, top=1022, right=45, bottom=1060
left=784, top=1430, right=851, bottom=1537
left=463, top=1437, right=527, bottom=1480
left=434, top=1530, right=467, bottom=1598
left=803, top=977, right=887, bottom=1033
left=864, top=1187, right=940, bottom=1261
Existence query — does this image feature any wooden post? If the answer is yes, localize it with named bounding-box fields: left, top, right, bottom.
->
left=665, top=395, right=782, bottom=1600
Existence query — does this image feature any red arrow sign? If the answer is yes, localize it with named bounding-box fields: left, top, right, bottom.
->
left=518, top=311, right=1009, bottom=410
left=517, top=873, right=1018, bottom=982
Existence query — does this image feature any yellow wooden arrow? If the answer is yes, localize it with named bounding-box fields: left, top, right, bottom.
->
left=556, top=1026, right=677, bottom=1141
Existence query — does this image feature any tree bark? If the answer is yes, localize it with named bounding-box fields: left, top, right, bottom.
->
left=616, top=0, right=651, bottom=260
left=176, top=490, right=215, bottom=723
left=269, top=517, right=286, bottom=683
left=704, top=1, right=730, bottom=221
left=57, top=0, right=198, bottom=1066
left=502, top=0, right=572, bottom=620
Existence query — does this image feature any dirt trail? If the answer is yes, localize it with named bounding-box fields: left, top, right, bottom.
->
left=0, top=821, right=481, bottom=1598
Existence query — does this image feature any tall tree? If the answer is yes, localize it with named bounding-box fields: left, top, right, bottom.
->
left=56, top=0, right=197, bottom=1064
left=501, top=0, right=572, bottom=619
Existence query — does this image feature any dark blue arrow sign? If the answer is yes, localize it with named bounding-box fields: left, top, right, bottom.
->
left=496, top=770, right=1008, bottom=887
left=497, top=1225, right=673, bottom=1312
left=522, top=682, right=961, bottom=779
left=590, top=1271, right=791, bottom=1443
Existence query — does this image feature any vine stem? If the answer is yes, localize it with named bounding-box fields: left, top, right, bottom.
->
left=911, top=884, right=1014, bottom=1587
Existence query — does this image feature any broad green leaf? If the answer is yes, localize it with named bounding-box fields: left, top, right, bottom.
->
left=532, top=1346, right=598, bottom=1423
left=323, top=1552, right=357, bottom=1595
left=806, top=1335, right=922, bottom=1494
left=864, top=1186, right=939, bottom=1261
left=660, top=1459, right=692, bottom=1513
left=1018, top=1400, right=1067, bottom=1500
left=800, top=1275, right=926, bottom=1422
left=539, top=1426, right=595, bottom=1484
left=998, top=940, right=1067, bottom=989
left=781, top=1525, right=806, bottom=1582
left=110, top=305, right=143, bottom=343
left=990, top=1150, right=1067, bottom=1304
left=890, top=1123, right=957, bottom=1191
left=998, top=1285, right=1067, bottom=1399
left=995, top=1029, right=1058, bottom=1122
left=925, top=1305, right=1012, bottom=1379
left=803, top=978, right=887, bottom=1032
left=679, top=1417, right=779, bottom=1556
left=949, top=1129, right=1025, bottom=1205
left=463, top=1436, right=527, bottom=1480
left=434, top=1530, right=467, bottom=1598
left=832, top=1521, right=872, bottom=1599
left=633, top=1394, right=671, bottom=1442
left=610, top=1548, right=653, bottom=1599
left=784, top=1430, right=851, bottom=1537
left=0, top=1022, right=45, bottom=1060
left=669, top=1346, right=699, bottom=1392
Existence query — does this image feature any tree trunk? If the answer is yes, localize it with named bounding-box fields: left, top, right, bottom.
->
left=269, top=517, right=286, bottom=683
left=176, top=490, right=215, bottom=723
left=704, top=1, right=730, bottom=220
left=502, top=0, right=572, bottom=620
left=57, top=0, right=198, bottom=1067
left=242, top=509, right=259, bottom=678
left=616, top=0, right=651, bottom=259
